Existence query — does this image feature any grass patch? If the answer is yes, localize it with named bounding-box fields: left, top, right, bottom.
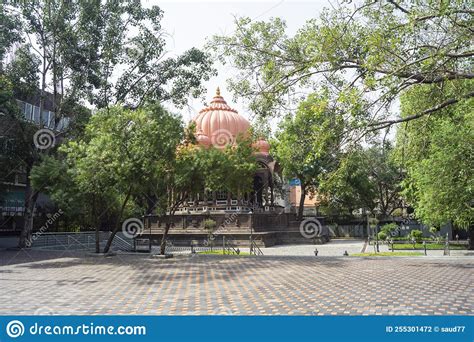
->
left=391, top=243, right=466, bottom=250
left=352, top=252, right=424, bottom=257
left=198, top=250, right=250, bottom=256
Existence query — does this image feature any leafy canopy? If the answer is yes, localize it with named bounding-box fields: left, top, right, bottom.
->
left=396, top=80, right=473, bottom=227
left=211, top=0, right=473, bottom=140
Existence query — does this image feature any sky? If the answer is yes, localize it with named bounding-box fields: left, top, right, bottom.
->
left=146, top=0, right=329, bottom=123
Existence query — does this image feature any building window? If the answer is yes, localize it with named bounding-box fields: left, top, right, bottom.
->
left=216, top=191, right=227, bottom=200
left=33, top=106, right=40, bottom=123
left=25, top=103, right=33, bottom=121
left=15, top=100, right=56, bottom=128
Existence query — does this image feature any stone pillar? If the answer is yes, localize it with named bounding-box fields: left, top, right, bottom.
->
left=270, top=174, right=274, bottom=206
left=263, top=171, right=269, bottom=206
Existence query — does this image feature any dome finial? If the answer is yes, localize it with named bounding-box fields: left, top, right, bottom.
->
left=216, top=86, right=221, bottom=96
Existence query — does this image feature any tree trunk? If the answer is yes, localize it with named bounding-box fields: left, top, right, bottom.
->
left=18, top=167, right=38, bottom=248
left=103, top=188, right=132, bottom=253
left=159, top=219, right=171, bottom=255
left=468, top=226, right=474, bottom=250
left=297, top=183, right=306, bottom=221
left=93, top=196, right=100, bottom=253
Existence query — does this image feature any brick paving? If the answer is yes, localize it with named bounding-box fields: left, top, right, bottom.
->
left=0, top=249, right=473, bottom=315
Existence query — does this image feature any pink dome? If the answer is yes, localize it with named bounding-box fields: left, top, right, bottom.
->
left=193, top=88, right=250, bottom=149
left=253, top=138, right=270, bottom=155
left=195, top=129, right=211, bottom=148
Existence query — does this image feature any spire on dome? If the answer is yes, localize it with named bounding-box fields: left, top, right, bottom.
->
left=216, top=87, right=221, bottom=96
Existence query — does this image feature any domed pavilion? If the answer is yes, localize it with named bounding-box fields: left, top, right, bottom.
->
left=145, top=88, right=328, bottom=248
left=177, top=88, right=279, bottom=213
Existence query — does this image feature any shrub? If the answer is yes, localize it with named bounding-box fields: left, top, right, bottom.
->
left=377, top=231, right=388, bottom=241
left=203, top=218, right=217, bottom=231
left=410, top=229, right=424, bottom=243
left=381, top=223, right=399, bottom=237
left=391, top=208, right=403, bottom=217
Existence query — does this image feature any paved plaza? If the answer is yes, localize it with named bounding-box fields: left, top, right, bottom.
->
left=1, top=249, right=473, bottom=315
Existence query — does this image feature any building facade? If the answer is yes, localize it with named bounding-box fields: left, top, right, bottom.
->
left=0, top=90, right=69, bottom=234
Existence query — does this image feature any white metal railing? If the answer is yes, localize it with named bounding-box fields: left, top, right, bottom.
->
left=30, top=231, right=133, bottom=252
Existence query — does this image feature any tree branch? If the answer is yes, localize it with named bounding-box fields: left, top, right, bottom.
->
left=387, top=0, right=410, bottom=14
left=368, top=91, right=474, bottom=128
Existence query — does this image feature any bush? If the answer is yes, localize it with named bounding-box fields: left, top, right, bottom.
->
left=377, top=231, right=388, bottom=241
left=410, top=229, right=424, bottom=243
left=381, top=223, right=399, bottom=236
left=391, top=208, right=403, bottom=217
left=203, top=218, right=217, bottom=231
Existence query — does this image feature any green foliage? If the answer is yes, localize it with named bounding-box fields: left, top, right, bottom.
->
left=410, top=230, right=424, bottom=243
left=377, top=231, right=388, bottom=241
left=38, top=103, right=257, bottom=234
left=32, top=105, right=183, bottom=234
left=352, top=252, right=423, bottom=257
left=381, top=223, right=398, bottom=236
left=0, top=2, right=22, bottom=64
left=211, top=1, right=473, bottom=135
left=4, top=46, right=40, bottom=98
left=319, top=142, right=403, bottom=216
left=4, top=0, right=215, bottom=110
left=0, top=76, right=38, bottom=184
left=392, top=243, right=466, bottom=251
left=176, top=135, right=257, bottom=200
left=272, top=92, right=343, bottom=216
left=2, top=0, right=213, bottom=246
left=203, top=219, right=217, bottom=231
left=396, top=80, right=473, bottom=228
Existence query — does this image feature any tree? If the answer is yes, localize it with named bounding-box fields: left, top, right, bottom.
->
left=0, top=2, right=22, bottom=71
left=2, top=0, right=215, bottom=247
left=60, top=105, right=183, bottom=254
left=319, top=142, right=404, bottom=217
left=0, top=74, right=44, bottom=248
left=395, top=80, right=473, bottom=246
left=272, top=92, right=343, bottom=219
left=211, top=0, right=473, bottom=138
left=157, top=136, right=257, bottom=254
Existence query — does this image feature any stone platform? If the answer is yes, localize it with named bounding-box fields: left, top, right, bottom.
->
left=143, top=212, right=330, bottom=247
